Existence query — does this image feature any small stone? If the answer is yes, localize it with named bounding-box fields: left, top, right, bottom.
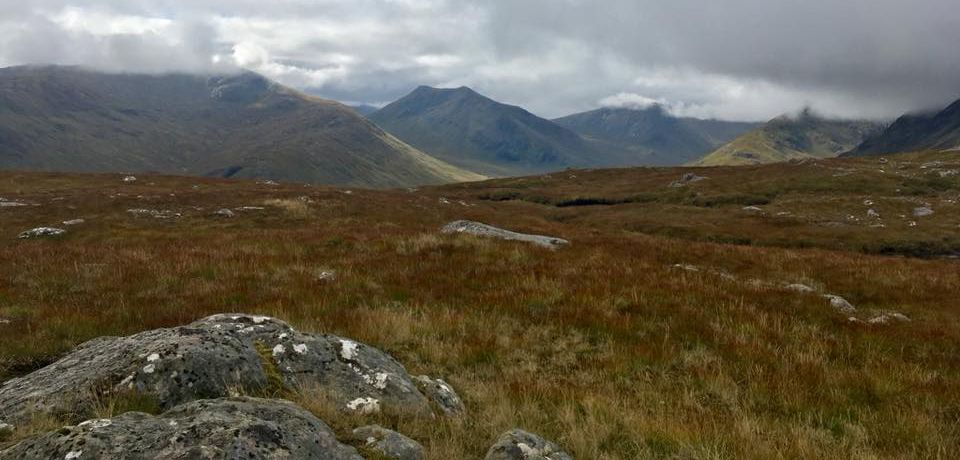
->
left=414, top=375, right=465, bottom=416
left=18, top=227, right=66, bottom=239
left=485, top=429, right=573, bottom=460
left=353, top=425, right=424, bottom=460
left=823, top=294, right=857, bottom=314
left=785, top=283, right=815, bottom=294
left=867, top=209, right=880, bottom=219
left=742, top=206, right=763, bottom=213
left=62, top=219, right=85, bottom=226
left=122, top=176, right=137, bottom=183
left=913, top=207, right=934, bottom=217
left=213, top=208, right=235, bottom=218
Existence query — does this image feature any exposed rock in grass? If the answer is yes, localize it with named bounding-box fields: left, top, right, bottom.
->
left=62, top=219, right=85, bottom=226
left=0, top=198, right=28, bottom=207
left=868, top=312, right=911, bottom=325
left=823, top=294, right=857, bottom=313
left=353, top=425, right=424, bottom=460
left=0, top=314, right=437, bottom=424
left=743, top=206, right=764, bottom=213
left=669, top=172, right=708, bottom=188
left=0, top=397, right=362, bottom=460
left=442, top=220, right=569, bottom=249
left=122, top=176, right=137, bottom=183
left=485, top=429, right=573, bottom=460
left=316, top=270, right=337, bottom=281
left=867, top=209, right=881, bottom=219
left=413, top=375, right=465, bottom=417
left=126, top=208, right=181, bottom=219
left=672, top=264, right=700, bottom=272
left=212, top=208, right=235, bottom=218
left=235, top=206, right=265, bottom=211
left=913, top=206, right=934, bottom=217
left=17, top=227, right=65, bottom=239
left=785, top=283, right=816, bottom=294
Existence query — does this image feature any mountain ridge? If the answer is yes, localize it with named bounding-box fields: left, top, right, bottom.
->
left=0, top=65, right=483, bottom=188
left=846, top=98, right=960, bottom=156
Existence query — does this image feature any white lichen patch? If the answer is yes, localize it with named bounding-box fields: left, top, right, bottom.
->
left=293, top=343, right=308, bottom=354
left=65, top=451, right=83, bottom=460
left=346, top=397, right=381, bottom=415
left=146, top=353, right=160, bottom=362
left=143, top=364, right=156, bottom=374
left=252, top=316, right=270, bottom=324
left=278, top=333, right=289, bottom=340
left=78, top=419, right=112, bottom=430
left=273, top=344, right=285, bottom=357
left=340, top=340, right=359, bottom=361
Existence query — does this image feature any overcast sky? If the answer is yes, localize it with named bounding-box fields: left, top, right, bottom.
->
left=1, top=0, right=958, bottom=121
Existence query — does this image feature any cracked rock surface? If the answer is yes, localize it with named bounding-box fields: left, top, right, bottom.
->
left=0, top=314, right=456, bottom=424
left=0, top=397, right=362, bottom=460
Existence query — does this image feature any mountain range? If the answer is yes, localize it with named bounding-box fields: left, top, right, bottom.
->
left=553, top=106, right=759, bottom=166
left=0, top=66, right=482, bottom=188
left=846, top=98, right=960, bottom=156
left=368, top=86, right=758, bottom=175
left=695, top=110, right=884, bottom=166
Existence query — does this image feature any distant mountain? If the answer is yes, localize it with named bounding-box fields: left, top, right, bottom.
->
left=0, top=66, right=482, bottom=188
left=350, top=104, right=381, bottom=116
left=696, top=110, right=883, bottom=166
left=554, top=106, right=760, bottom=165
left=846, top=99, right=960, bottom=156
left=369, top=86, right=611, bottom=176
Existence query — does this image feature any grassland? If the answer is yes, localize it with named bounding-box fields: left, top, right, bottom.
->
left=1, top=151, right=959, bottom=459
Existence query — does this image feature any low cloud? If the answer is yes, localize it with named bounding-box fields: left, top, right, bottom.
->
left=1, top=1, right=958, bottom=121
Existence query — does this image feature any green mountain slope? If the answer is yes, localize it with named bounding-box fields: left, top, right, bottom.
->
left=368, top=86, right=611, bottom=176
left=554, top=106, right=759, bottom=165
left=0, top=66, right=482, bottom=188
left=847, top=99, right=960, bottom=156
left=696, top=110, right=882, bottom=166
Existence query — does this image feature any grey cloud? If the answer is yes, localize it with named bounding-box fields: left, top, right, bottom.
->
left=0, top=0, right=957, bottom=121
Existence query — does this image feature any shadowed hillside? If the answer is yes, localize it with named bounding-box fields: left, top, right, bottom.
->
left=697, top=110, right=882, bottom=166
left=848, top=98, right=960, bottom=156
left=554, top=106, right=759, bottom=165
left=0, top=66, right=483, bottom=188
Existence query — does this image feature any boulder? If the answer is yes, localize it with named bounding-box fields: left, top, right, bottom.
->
left=485, top=429, right=573, bottom=460
left=413, top=375, right=465, bottom=416
left=0, top=314, right=435, bottom=424
left=0, top=397, right=362, bottom=460
left=823, top=295, right=857, bottom=313
left=17, top=227, right=65, bottom=239
left=353, top=425, right=424, bottom=460
left=442, top=221, right=568, bottom=249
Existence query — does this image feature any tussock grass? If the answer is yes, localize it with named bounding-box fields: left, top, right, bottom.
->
left=0, top=154, right=959, bottom=458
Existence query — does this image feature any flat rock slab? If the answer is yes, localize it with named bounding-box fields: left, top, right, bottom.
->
left=0, top=314, right=443, bottom=424
left=442, top=221, right=569, bottom=249
left=485, top=429, right=573, bottom=460
left=353, top=425, right=424, bottom=460
left=0, top=397, right=362, bottom=460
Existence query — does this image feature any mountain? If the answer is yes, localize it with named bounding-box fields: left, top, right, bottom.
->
left=0, top=66, right=482, bottom=188
left=696, top=110, right=883, bottom=166
left=846, top=99, right=960, bottom=156
left=553, top=106, right=760, bottom=165
left=368, top=86, right=609, bottom=176
left=350, top=104, right=381, bottom=116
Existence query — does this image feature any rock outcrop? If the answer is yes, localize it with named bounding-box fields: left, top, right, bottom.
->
left=0, top=397, right=362, bottom=460
left=0, top=314, right=463, bottom=424
left=484, top=429, right=573, bottom=460
left=413, top=375, right=466, bottom=416
left=353, top=425, right=424, bottom=460
left=442, top=221, right=569, bottom=249
left=17, top=227, right=65, bottom=239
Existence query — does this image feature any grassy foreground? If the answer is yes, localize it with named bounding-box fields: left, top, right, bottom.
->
left=1, top=151, right=959, bottom=458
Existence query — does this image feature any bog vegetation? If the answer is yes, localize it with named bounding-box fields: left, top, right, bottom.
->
left=1, top=151, right=959, bottom=458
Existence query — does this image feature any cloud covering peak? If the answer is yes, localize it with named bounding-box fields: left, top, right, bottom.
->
left=1, top=0, right=958, bottom=121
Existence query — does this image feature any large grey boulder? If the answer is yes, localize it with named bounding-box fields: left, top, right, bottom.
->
left=0, top=397, right=362, bottom=460
left=485, top=429, right=573, bottom=460
left=353, top=425, right=424, bottom=460
left=442, top=221, right=568, bottom=249
left=0, top=314, right=442, bottom=424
